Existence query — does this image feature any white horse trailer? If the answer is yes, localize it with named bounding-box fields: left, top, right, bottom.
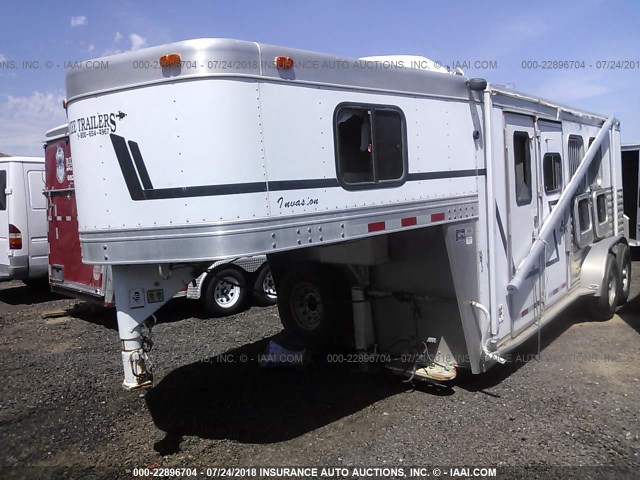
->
left=622, top=144, right=639, bottom=246
left=64, top=39, right=631, bottom=390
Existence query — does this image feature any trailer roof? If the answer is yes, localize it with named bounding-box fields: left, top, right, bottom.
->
left=44, top=124, right=69, bottom=142
left=65, top=38, right=471, bottom=102
left=65, top=38, right=610, bottom=123
left=622, top=143, right=640, bottom=151
left=0, top=156, right=44, bottom=164
left=489, top=85, right=609, bottom=123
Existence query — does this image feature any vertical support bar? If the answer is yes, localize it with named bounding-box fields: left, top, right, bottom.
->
left=482, top=88, right=498, bottom=336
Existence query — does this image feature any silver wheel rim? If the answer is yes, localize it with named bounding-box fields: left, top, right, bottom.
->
left=608, top=275, right=617, bottom=309
left=291, top=282, right=323, bottom=331
left=213, top=276, right=241, bottom=309
left=262, top=271, right=277, bottom=299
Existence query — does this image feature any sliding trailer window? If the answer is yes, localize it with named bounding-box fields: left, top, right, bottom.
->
left=335, top=104, right=406, bottom=189
left=568, top=135, right=586, bottom=192
left=543, top=152, right=563, bottom=194
left=573, top=192, right=594, bottom=248
left=592, top=189, right=610, bottom=239
left=513, top=131, right=532, bottom=205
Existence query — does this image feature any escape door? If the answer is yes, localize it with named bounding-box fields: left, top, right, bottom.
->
left=504, top=114, right=541, bottom=336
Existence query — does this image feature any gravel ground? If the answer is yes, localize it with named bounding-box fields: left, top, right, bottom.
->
left=0, top=261, right=638, bottom=480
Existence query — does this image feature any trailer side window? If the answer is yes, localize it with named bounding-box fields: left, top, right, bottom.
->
left=0, top=171, right=6, bottom=211
left=543, top=153, right=562, bottom=194
left=335, top=104, right=405, bottom=188
left=577, top=198, right=591, bottom=233
left=513, top=131, right=532, bottom=205
left=596, top=193, right=607, bottom=223
left=568, top=135, right=585, bottom=191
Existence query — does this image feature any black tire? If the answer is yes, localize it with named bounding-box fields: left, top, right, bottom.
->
left=591, top=254, right=620, bottom=321
left=616, top=243, right=632, bottom=306
left=253, top=264, right=277, bottom=306
left=201, top=267, right=247, bottom=317
left=277, top=264, right=351, bottom=350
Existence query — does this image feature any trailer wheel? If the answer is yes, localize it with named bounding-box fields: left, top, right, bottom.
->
left=615, top=243, right=631, bottom=306
left=591, top=254, right=619, bottom=321
left=202, top=267, right=247, bottom=317
left=253, top=264, right=277, bottom=306
left=277, top=265, right=350, bottom=350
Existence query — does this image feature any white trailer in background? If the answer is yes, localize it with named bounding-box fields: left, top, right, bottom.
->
left=0, top=157, right=48, bottom=284
left=64, top=39, right=630, bottom=390
left=621, top=144, right=639, bottom=246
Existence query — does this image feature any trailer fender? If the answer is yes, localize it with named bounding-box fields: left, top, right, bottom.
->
left=580, top=235, right=625, bottom=297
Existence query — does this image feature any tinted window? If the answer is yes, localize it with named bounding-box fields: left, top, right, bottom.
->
left=336, top=105, right=405, bottom=188
left=543, top=153, right=562, bottom=194
left=0, top=171, right=6, bottom=211
left=513, top=131, right=532, bottom=205
left=596, top=193, right=607, bottom=224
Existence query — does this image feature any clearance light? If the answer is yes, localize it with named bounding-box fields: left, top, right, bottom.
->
left=275, top=56, right=294, bottom=70
left=159, top=53, right=181, bottom=68
left=367, top=221, right=385, bottom=233
left=9, top=224, right=22, bottom=250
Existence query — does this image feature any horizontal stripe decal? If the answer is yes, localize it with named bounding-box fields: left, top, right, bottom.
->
left=406, top=168, right=487, bottom=181
left=268, top=178, right=339, bottom=191
left=111, top=135, right=487, bottom=201
left=141, top=182, right=267, bottom=200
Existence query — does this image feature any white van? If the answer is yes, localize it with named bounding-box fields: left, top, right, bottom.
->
left=0, top=157, right=48, bottom=284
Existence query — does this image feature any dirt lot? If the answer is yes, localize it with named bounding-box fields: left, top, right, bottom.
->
left=0, top=261, right=638, bottom=479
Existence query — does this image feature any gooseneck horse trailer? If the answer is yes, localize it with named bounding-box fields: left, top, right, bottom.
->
left=64, top=39, right=631, bottom=390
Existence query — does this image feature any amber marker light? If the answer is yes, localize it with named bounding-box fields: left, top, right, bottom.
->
left=159, top=53, right=181, bottom=68
left=275, top=56, right=294, bottom=70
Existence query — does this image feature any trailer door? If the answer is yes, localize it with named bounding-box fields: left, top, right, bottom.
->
left=45, top=138, right=106, bottom=298
left=504, top=114, right=541, bottom=336
left=25, top=167, right=48, bottom=277
left=537, top=121, right=568, bottom=307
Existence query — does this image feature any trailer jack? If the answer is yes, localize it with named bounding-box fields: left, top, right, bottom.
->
left=112, top=264, right=198, bottom=391
left=123, top=348, right=152, bottom=391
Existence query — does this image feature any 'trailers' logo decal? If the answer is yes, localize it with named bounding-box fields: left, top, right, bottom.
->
left=69, top=111, right=127, bottom=139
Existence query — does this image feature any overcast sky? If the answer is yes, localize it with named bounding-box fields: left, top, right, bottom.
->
left=0, top=0, right=638, bottom=155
